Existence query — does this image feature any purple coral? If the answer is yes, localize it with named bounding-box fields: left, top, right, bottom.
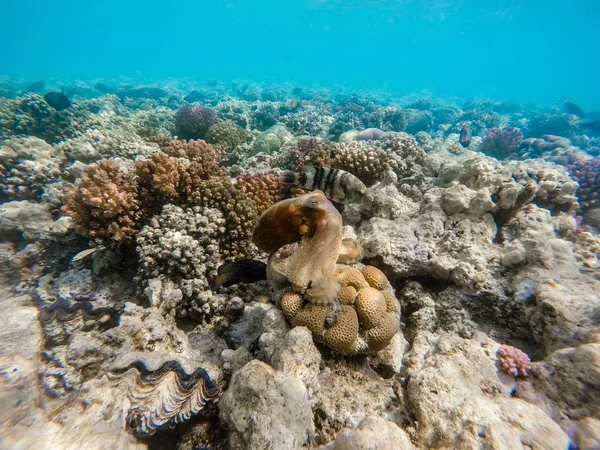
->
left=481, top=126, right=523, bottom=160
left=567, top=158, right=600, bottom=210
left=497, top=344, right=532, bottom=377
left=174, top=104, right=217, bottom=140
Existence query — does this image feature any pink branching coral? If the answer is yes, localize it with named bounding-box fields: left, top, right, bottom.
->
left=481, top=126, right=524, bottom=160
left=567, top=158, right=600, bottom=210
left=174, top=104, right=217, bottom=140
left=63, top=160, right=142, bottom=245
left=236, top=172, right=284, bottom=214
left=497, top=344, right=532, bottom=377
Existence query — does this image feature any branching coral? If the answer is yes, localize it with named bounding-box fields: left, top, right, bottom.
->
left=497, top=344, right=532, bottom=377
left=137, top=204, right=224, bottom=317
left=63, top=160, right=142, bottom=245
left=235, top=172, right=284, bottom=215
left=567, top=159, right=600, bottom=210
left=174, top=104, right=217, bottom=140
left=189, top=176, right=259, bottom=259
left=481, top=126, right=524, bottom=160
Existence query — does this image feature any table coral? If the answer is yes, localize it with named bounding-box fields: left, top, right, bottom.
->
left=63, top=160, right=142, bottom=245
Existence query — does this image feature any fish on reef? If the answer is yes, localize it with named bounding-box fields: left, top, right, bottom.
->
left=26, top=80, right=45, bottom=92
left=580, top=120, right=600, bottom=134
left=210, top=259, right=267, bottom=290
left=558, top=97, right=585, bottom=118
left=459, top=122, right=472, bottom=147
left=94, top=82, right=114, bottom=94
left=281, top=166, right=370, bottom=204
left=44, top=91, right=72, bottom=111
left=356, top=128, right=385, bottom=141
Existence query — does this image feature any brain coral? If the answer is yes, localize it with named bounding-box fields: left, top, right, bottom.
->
left=63, top=160, right=142, bottom=245
left=174, top=104, right=217, bottom=140
left=281, top=264, right=400, bottom=355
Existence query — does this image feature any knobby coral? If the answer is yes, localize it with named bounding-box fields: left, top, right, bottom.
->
left=497, top=344, right=532, bottom=377
left=63, top=160, right=142, bottom=245
left=481, top=126, right=524, bottom=160
left=174, top=104, right=217, bottom=140
left=235, top=172, right=285, bottom=215
left=567, top=159, right=600, bottom=210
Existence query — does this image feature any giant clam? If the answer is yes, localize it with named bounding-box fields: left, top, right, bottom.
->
left=106, top=360, right=218, bottom=436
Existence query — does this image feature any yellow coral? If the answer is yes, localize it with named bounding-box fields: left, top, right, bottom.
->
left=365, top=313, right=399, bottom=352
left=335, top=266, right=369, bottom=290
left=338, top=286, right=358, bottom=305
left=281, top=291, right=304, bottom=320
left=355, top=287, right=387, bottom=330
left=324, top=305, right=359, bottom=355
left=361, top=266, right=389, bottom=291
left=382, top=291, right=401, bottom=314
left=292, top=303, right=328, bottom=334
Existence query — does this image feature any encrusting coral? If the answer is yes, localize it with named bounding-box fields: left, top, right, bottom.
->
left=253, top=190, right=400, bottom=355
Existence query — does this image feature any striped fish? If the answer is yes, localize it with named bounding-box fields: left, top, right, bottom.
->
left=281, top=166, right=369, bottom=204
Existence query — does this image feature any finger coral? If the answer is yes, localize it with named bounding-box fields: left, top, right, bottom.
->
left=481, top=126, right=524, bottom=160
left=567, top=159, right=600, bottom=211
left=174, top=104, right=217, bottom=140
left=63, top=160, right=142, bottom=245
left=189, top=176, right=259, bottom=259
left=235, top=172, right=285, bottom=215
left=497, top=344, right=532, bottom=377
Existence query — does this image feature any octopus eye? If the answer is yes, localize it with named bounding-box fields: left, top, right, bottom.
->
left=308, top=199, right=318, bottom=206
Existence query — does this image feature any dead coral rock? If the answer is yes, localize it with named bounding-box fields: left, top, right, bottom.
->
left=332, top=416, right=415, bottom=450
left=534, top=342, right=600, bottom=421
left=219, top=360, right=314, bottom=450
left=405, top=331, right=570, bottom=449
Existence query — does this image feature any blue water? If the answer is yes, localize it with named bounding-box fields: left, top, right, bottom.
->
left=2, top=0, right=600, bottom=108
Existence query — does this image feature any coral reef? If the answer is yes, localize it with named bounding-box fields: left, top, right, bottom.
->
left=63, top=159, right=142, bottom=245
left=235, top=172, right=284, bottom=215
left=481, top=126, right=524, bottom=160
left=567, top=158, right=600, bottom=210
left=136, top=204, right=224, bottom=318
left=497, top=344, right=532, bottom=377
left=0, top=136, right=64, bottom=201
left=174, top=104, right=217, bottom=140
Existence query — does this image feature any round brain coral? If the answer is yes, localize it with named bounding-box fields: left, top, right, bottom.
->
left=355, top=287, right=387, bottom=330
left=63, top=160, right=142, bottom=245
left=174, top=104, right=217, bottom=140
left=324, top=305, right=359, bottom=355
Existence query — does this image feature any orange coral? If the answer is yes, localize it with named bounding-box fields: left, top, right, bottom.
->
left=135, top=152, right=183, bottom=207
left=236, top=172, right=284, bottom=215
left=63, top=160, right=142, bottom=245
left=167, top=139, right=223, bottom=194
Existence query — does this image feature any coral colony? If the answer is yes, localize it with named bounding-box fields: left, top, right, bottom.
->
left=0, top=82, right=599, bottom=450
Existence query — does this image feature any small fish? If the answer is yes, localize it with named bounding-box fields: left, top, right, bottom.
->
left=558, top=97, right=585, bottom=118
left=290, top=99, right=298, bottom=109
left=26, top=80, right=45, bottom=92
left=44, top=91, right=71, bottom=111
left=72, top=247, right=97, bottom=262
left=94, top=82, right=113, bottom=94
left=580, top=119, right=600, bottom=134
left=281, top=166, right=369, bottom=204
left=459, top=122, right=472, bottom=147
left=210, top=260, right=267, bottom=290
